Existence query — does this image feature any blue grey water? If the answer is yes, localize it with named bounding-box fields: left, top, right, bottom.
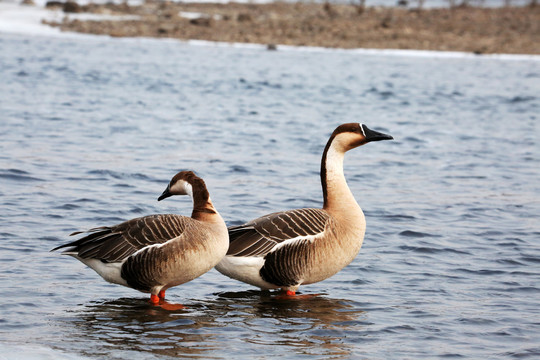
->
left=0, top=32, right=539, bottom=359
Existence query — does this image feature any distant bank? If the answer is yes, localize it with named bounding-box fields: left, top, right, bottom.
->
left=43, top=2, right=540, bottom=54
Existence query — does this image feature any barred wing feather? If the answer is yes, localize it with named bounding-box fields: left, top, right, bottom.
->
left=227, top=208, right=329, bottom=257
left=52, top=214, right=190, bottom=262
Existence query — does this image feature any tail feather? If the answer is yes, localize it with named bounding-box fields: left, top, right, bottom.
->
left=51, top=227, right=114, bottom=253
left=69, top=226, right=110, bottom=237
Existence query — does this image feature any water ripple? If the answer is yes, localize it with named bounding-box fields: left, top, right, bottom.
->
left=399, top=230, right=440, bottom=238
left=0, top=169, right=43, bottom=182
left=399, top=245, right=470, bottom=255
left=1, top=32, right=539, bottom=360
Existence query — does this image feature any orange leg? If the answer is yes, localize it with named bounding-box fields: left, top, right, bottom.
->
left=158, top=290, right=166, bottom=299
left=150, top=294, right=160, bottom=305
left=285, top=290, right=296, bottom=296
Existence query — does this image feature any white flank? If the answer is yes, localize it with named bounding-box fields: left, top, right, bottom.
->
left=216, top=256, right=274, bottom=289
left=76, top=257, right=128, bottom=286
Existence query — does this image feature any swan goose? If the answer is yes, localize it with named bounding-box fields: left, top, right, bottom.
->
left=52, top=171, right=228, bottom=305
left=215, top=123, right=393, bottom=295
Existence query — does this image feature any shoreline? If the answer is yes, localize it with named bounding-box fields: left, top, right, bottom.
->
left=40, top=2, right=540, bottom=55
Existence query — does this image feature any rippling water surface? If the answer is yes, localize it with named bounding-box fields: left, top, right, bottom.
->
left=1, top=33, right=539, bottom=359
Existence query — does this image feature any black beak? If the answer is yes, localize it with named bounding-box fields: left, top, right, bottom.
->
left=158, top=185, right=172, bottom=201
left=362, top=124, right=393, bottom=142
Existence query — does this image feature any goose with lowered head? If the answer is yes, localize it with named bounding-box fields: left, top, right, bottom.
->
left=215, top=123, right=393, bottom=296
left=52, top=171, right=228, bottom=306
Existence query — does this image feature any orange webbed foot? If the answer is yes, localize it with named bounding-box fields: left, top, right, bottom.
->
left=149, top=293, right=185, bottom=310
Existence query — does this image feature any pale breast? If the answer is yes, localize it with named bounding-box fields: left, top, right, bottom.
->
left=121, top=221, right=228, bottom=292
left=301, top=219, right=366, bottom=285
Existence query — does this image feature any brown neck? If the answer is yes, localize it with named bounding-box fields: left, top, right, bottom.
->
left=190, top=178, right=217, bottom=220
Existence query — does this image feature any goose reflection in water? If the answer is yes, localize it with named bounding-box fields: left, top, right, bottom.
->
left=64, top=292, right=365, bottom=358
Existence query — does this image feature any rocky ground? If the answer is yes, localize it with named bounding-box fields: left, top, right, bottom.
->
left=42, top=1, right=540, bottom=54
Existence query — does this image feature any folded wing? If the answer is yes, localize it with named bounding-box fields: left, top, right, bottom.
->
left=227, top=208, right=330, bottom=257
left=52, top=214, right=190, bottom=262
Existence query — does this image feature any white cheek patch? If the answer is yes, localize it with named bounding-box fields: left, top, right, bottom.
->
left=171, top=180, right=193, bottom=197
left=331, top=132, right=361, bottom=153
left=183, top=182, right=193, bottom=197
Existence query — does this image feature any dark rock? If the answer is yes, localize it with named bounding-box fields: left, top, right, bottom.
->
left=158, top=23, right=176, bottom=34
left=190, top=17, right=211, bottom=27
left=237, top=13, right=252, bottom=22
left=45, top=1, right=63, bottom=8
left=323, top=2, right=337, bottom=17
left=63, top=1, right=81, bottom=13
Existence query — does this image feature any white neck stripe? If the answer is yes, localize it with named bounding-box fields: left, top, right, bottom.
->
left=359, top=123, right=366, bottom=137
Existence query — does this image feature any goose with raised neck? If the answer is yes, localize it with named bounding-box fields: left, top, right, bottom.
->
left=52, top=170, right=228, bottom=306
left=215, top=123, right=393, bottom=295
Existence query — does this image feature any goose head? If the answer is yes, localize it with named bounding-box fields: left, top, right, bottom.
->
left=320, top=123, right=393, bottom=210
left=330, top=123, right=393, bottom=153
left=158, top=170, right=201, bottom=201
